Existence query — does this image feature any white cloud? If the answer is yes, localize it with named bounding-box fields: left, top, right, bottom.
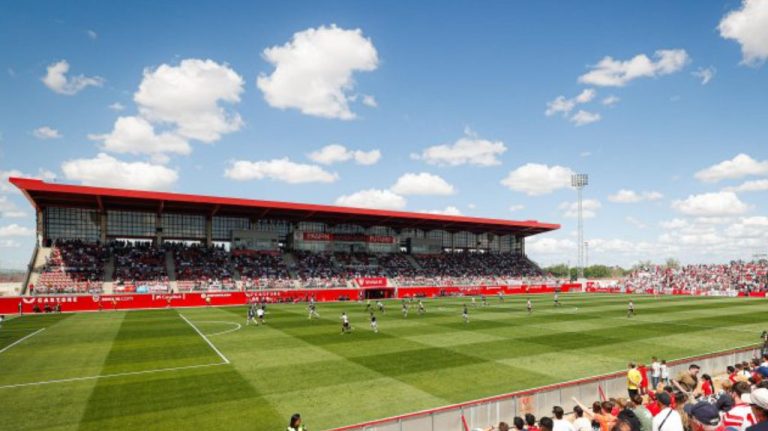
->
left=224, top=158, right=338, bottom=184
left=725, top=216, right=768, bottom=239
left=578, top=49, right=690, bottom=87
left=108, top=102, right=125, bottom=111
left=257, top=24, right=379, bottom=120
left=0, top=239, right=21, bottom=248
left=509, top=204, right=525, bottom=212
left=33, top=126, right=61, bottom=140
left=545, top=88, right=596, bottom=117
left=602, top=95, right=620, bottom=106
left=421, top=206, right=462, bottom=216
left=0, top=196, right=26, bottom=218
left=723, top=179, right=768, bottom=193
left=362, top=95, right=378, bottom=108
left=42, top=60, right=104, bottom=95
left=307, top=144, right=381, bottom=165
left=89, top=116, right=191, bottom=163
left=335, top=189, right=406, bottom=210
left=0, top=169, right=56, bottom=193
left=694, top=153, right=768, bottom=183
left=559, top=199, right=602, bottom=219
left=718, top=0, right=768, bottom=66
left=86, top=30, right=98, bottom=40
left=501, top=163, right=574, bottom=196
left=525, top=237, right=576, bottom=254
left=61, top=153, right=178, bottom=190
left=412, top=129, right=506, bottom=167
left=569, top=110, right=601, bottom=126
left=608, top=189, right=663, bottom=203
left=692, top=66, right=716, bottom=85
left=390, top=172, right=455, bottom=196
left=671, top=191, right=751, bottom=216
left=625, top=216, right=647, bottom=229
left=659, top=218, right=689, bottom=230
left=134, top=59, right=244, bottom=143
left=0, top=224, right=34, bottom=237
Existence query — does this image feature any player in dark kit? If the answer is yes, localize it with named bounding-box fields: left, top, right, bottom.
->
left=481, top=295, right=487, bottom=307
left=627, top=300, right=635, bottom=318
left=462, top=304, right=469, bottom=324
left=401, top=302, right=408, bottom=318
left=553, top=292, right=561, bottom=307
left=369, top=312, right=378, bottom=333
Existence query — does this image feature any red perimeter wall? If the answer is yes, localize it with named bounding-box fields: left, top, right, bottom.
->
left=0, top=285, right=578, bottom=314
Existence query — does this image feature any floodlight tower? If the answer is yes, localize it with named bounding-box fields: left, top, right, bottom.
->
left=571, top=174, right=589, bottom=280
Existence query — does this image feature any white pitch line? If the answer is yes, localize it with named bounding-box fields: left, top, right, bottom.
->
left=0, top=362, right=226, bottom=390
left=178, top=313, right=230, bottom=364
left=195, top=320, right=242, bottom=337
left=0, top=328, right=45, bottom=355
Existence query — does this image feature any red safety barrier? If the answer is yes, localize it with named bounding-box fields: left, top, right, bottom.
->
left=0, top=284, right=579, bottom=314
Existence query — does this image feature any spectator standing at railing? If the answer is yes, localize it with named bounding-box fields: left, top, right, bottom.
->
left=526, top=414, right=539, bottom=431
left=629, top=363, right=643, bottom=398
left=652, top=358, right=662, bottom=391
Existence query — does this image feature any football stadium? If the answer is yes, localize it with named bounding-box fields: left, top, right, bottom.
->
left=2, top=2, right=768, bottom=431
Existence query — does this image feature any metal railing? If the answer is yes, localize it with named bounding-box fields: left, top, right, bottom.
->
left=327, top=344, right=761, bottom=431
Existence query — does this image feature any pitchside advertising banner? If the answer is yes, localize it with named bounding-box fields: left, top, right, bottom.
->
left=356, top=277, right=388, bottom=287
left=2, top=284, right=761, bottom=314
left=0, top=285, right=578, bottom=314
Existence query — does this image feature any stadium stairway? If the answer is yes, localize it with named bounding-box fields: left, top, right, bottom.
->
left=282, top=252, right=299, bottom=278
left=165, top=250, right=178, bottom=292
left=405, top=254, right=422, bottom=271
left=102, top=255, right=115, bottom=294
left=23, top=245, right=51, bottom=295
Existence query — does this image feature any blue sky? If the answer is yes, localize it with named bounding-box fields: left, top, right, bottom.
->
left=1, top=0, right=767, bottom=269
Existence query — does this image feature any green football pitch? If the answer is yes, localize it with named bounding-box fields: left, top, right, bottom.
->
left=1, top=293, right=766, bottom=431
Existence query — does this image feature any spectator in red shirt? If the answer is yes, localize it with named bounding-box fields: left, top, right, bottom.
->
left=701, top=374, right=715, bottom=398
left=639, top=364, right=650, bottom=395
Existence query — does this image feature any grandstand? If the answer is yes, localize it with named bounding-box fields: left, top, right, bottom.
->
left=10, top=177, right=558, bottom=296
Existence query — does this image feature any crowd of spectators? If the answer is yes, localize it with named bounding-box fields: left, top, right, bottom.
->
left=620, top=262, right=768, bottom=295
left=482, top=353, right=768, bottom=431
left=235, top=252, right=293, bottom=290
left=111, top=241, right=169, bottom=288
left=169, top=243, right=236, bottom=291
left=35, top=240, right=108, bottom=294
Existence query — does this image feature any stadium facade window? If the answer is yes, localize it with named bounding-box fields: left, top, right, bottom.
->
left=44, top=207, right=101, bottom=242
left=298, top=222, right=325, bottom=233
left=254, top=219, right=291, bottom=236
left=162, top=213, right=205, bottom=239
left=330, top=224, right=365, bottom=234
left=212, top=216, right=250, bottom=240
left=107, top=210, right=155, bottom=238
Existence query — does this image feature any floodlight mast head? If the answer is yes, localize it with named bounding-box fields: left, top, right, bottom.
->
left=571, top=174, right=589, bottom=188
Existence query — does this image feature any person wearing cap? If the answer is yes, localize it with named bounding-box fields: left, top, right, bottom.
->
left=552, top=406, right=575, bottom=431
left=685, top=400, right=724, bottom=431
left=652, top=392, right=683, bottom=431
left=723, top=382, right=757, bottom=431
left=745, top=388, right=768, bottom=431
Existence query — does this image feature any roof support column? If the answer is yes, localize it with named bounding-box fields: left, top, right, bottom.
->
left=155, top=213, right=163, bottom=248
left=36, top=207, right=44, bottom=246
left=205, top=216, right=212, bottom=246
left=100, top=211, right=107, bottom=244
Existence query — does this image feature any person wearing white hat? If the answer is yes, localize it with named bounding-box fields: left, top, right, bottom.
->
left=745, top=388, right=768, bottom=431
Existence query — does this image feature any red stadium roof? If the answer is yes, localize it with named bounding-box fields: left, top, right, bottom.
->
left=10, top=178, right=559, bottom=236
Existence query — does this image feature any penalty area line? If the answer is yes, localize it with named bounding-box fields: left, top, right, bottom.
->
left=0, top=362, right=227, bottom=390
left=0, top=328, right=46, bottom=355
left=178, top=312, right=231, bottom=364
